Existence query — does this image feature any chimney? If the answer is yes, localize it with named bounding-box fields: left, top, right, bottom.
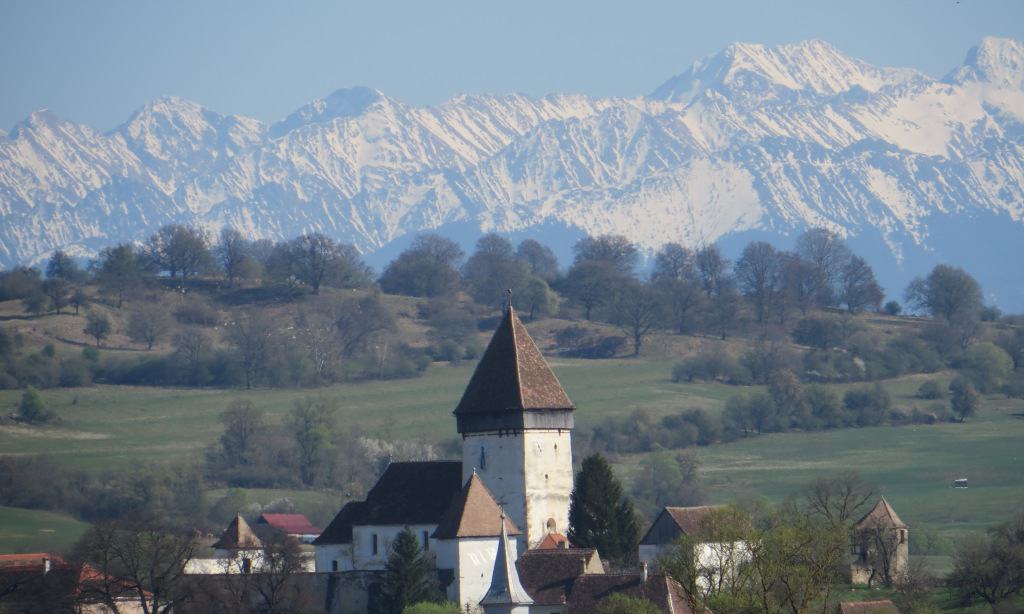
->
left=560, top=539, right=569, bottom=550
left=42, top=557, right=51, bottom=574
left=641, top=561, right=648, bottom=583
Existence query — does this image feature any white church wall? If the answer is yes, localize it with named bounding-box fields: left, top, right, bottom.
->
left=522, top=429, right=573, bottom=546
left=462, top=429, right=573, bottom=547
left=352, top=524, right=437, bottom=570
left=315, top=543, right=354, bottom=572
left=462, top=433, right=528, bottom=540
left=455, top=536, right=515, bottom=614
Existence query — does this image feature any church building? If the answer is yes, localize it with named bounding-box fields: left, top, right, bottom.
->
left=314, top=305, right=576, bottom=612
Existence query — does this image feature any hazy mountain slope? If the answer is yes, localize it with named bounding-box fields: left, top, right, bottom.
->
left=1, top=37, right=1023, bottom=307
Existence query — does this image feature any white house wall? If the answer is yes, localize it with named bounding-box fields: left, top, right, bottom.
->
left=315, top=543, right=354, bottom=573
left=351, top=524, right=437, bottom=570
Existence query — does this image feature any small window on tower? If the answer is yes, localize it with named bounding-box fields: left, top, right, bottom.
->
left=423, top=531, right=430, bottom=550
left=372, top=534, right=379, bottom=555
left=480, top=446, right=486, bottom=470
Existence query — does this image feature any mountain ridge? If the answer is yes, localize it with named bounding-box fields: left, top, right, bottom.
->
left=2, top=37, right=1023, bottom=308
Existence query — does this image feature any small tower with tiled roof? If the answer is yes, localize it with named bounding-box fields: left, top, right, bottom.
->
left=850, top=497, right=909, bottom=586
left=455, top=305, right=575, bottom=547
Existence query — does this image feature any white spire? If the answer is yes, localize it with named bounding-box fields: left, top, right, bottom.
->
left=480, top=509, right=533, bottom=608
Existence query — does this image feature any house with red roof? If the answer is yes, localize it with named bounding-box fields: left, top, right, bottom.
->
left=256, top=512, right=322, bottom=543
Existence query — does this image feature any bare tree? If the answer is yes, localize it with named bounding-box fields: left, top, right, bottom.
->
left=144, top=225, right=214, bottom=281
left=84, top=312, right=112, bottom=347
left=225, top=311, right=276, bottom=389
left=695, top=244, right=728, bottom=297
left=610, top=281, right=663, bottom=356
left=839, top=255, right=884, bottom=312
left=173, top=327, right=210, bottom=386
left=801, top=471, right=877, bottom=527
left=734, top=241, right=782, bottom=324
left=795, top=228, right=852, bottom=307
left=218, top=227, right=251, bottom=287
left=127, top=303, right=173, bottom=350
left=75, top=522, right=196, bottom=614
left=573, top=234, right=639, bottom=274
left=651, top=243, right=696, bottom=283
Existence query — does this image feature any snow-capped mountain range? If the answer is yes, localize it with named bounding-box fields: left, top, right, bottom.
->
left=2, top=37, right=1023, bottom=308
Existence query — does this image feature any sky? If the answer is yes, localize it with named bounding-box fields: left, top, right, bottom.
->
left=2, top=0, right=1023, bottom=132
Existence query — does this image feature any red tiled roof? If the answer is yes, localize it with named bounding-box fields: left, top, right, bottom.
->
left=0, top=553, right=65, bottom=569
left=565, top=573, right=693, bottom=614
left=516, top=548, right=598, bottom=605
left=454, top=307, right=574, bottom=416
left=258, top=513, right=322, bottom=536
left=536, top=533, right=571, bottom=550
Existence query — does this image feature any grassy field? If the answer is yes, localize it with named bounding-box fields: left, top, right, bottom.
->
left=1, top=342, right=1022, bottom=564
left=0, top=506, right=89, bottom=554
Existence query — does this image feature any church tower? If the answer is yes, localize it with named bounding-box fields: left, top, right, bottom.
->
left=454, top=306, right=575, bottom=548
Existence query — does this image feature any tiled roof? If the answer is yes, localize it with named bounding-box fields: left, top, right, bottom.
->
left=0, top=553, right=65, bottom=570
left=212, top=514, right=264, bottom=550
left=838, top=599, right=899, bottom=614
left=640, top=506, right=725, bottom=545
left=257, top=513, right=322, bottom=536
left=564, top=573, right=692, bottom=614
left=453, top=307, right=574, bottom=416
left=314, top=461, right=462, bottom=545
left=432, top=473, right=521, bottom=539
left=854, top=498, right=908, bottom=530
left=536, top=532, right=571, bottom=550
left=516, top=548, right=599, bottom=605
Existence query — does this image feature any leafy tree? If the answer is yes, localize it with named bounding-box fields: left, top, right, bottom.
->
left=905, top=264, right=983, bottom=323
left=734, top=241, right=782, bottom=324
left=962, top=342, right=1014, bottom=393
left=0, top=266, right=43, bottom=301
left=949, top=376, right=980, bottom=423
left=916, top=380, right=945, bottom=400
left=270, top=232, right=371, bottom=293
left=515, top=239, right=560, bottom=282
left=651, top=243, right=696, bottom=283
left=126, top=303, right=173, bottom=350
left=795, top=227, right=852, bottom=307
left=215, top=400, right=265, bottom=468
left=21, top=290, right=48, bottom=316
left=94, top=244, right=146, bottom=307
left=573, top=234, right=639, bottom=274
left=379, top=527, right=442, bottom=614
left=883, top=300, right=902, bottom=315
left=42, top=278, right=71, bottom=314
left=568, top=453, right=641, bottom=565
left=46, top=250, right=84, bottom=282
left=463, top=233, right=532, bottom=309
left=144, top=224, right=214, bottom=280
left=289, top=397, right=336, bottom=486
left=839, top=255, right=884, bottom=312
left=563, top=260, right=621, bottom=320
left=379, top=234, right=464, bottom=297
left=948, top=512, right=1024, bottom=610
left=84, top=312, right=112, bottom=347
left=631, top=450, right=703, bottom=513
left=694, top=244, right=727, bottom=297
left=842, top=384, right=890, bottom=427
left=518, top=276, right=559, bottom=320
left=69, top=287, right=89, bottom=316
left=17, top=386, right=53, bottom=423
left=596, top=593, right=662, bottom=614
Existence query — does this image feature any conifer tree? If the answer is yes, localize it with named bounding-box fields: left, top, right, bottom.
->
left=568, top=453, right=641, bottom=565
left=379, top=527, right=441, bottom=614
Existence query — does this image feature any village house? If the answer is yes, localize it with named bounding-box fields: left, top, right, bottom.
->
left=185, top=514, right=315, bottom=575
left=638, top=505, right=749, bottom=591
left=255, top=512, right=322, bottom=543
left=0, top=553, right=145, bottom=613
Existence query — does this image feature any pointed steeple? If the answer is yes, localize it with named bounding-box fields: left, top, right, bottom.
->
left=454, top=306, right=574, bottom=434
left=212, top=514, right=263, bottom=550
left=480, top=510, right=533, bottom=608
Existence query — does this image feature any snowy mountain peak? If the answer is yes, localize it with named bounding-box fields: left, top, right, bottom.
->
left=650, top=39, right=920, bottom=104
left=948, top=36, right=1024, bottom=89
left=269, top=86, right=385, bottom=138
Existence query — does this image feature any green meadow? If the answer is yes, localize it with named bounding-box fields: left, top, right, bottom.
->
left=1, top=356, right=1022, bottom=562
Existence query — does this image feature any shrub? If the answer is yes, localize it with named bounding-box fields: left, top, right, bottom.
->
left=672, top=351, right=739, bottom=383
left=174, top=301, right=219, bottom=326
left=842, top=384, right=890, bottom=427
left=962, top=342, right=1014, bottom=393
left=883, top=300, right=902, bottom=315
left=916, top=380, right=945, bottom=400
left=17, top=386, right=55, bottom=423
